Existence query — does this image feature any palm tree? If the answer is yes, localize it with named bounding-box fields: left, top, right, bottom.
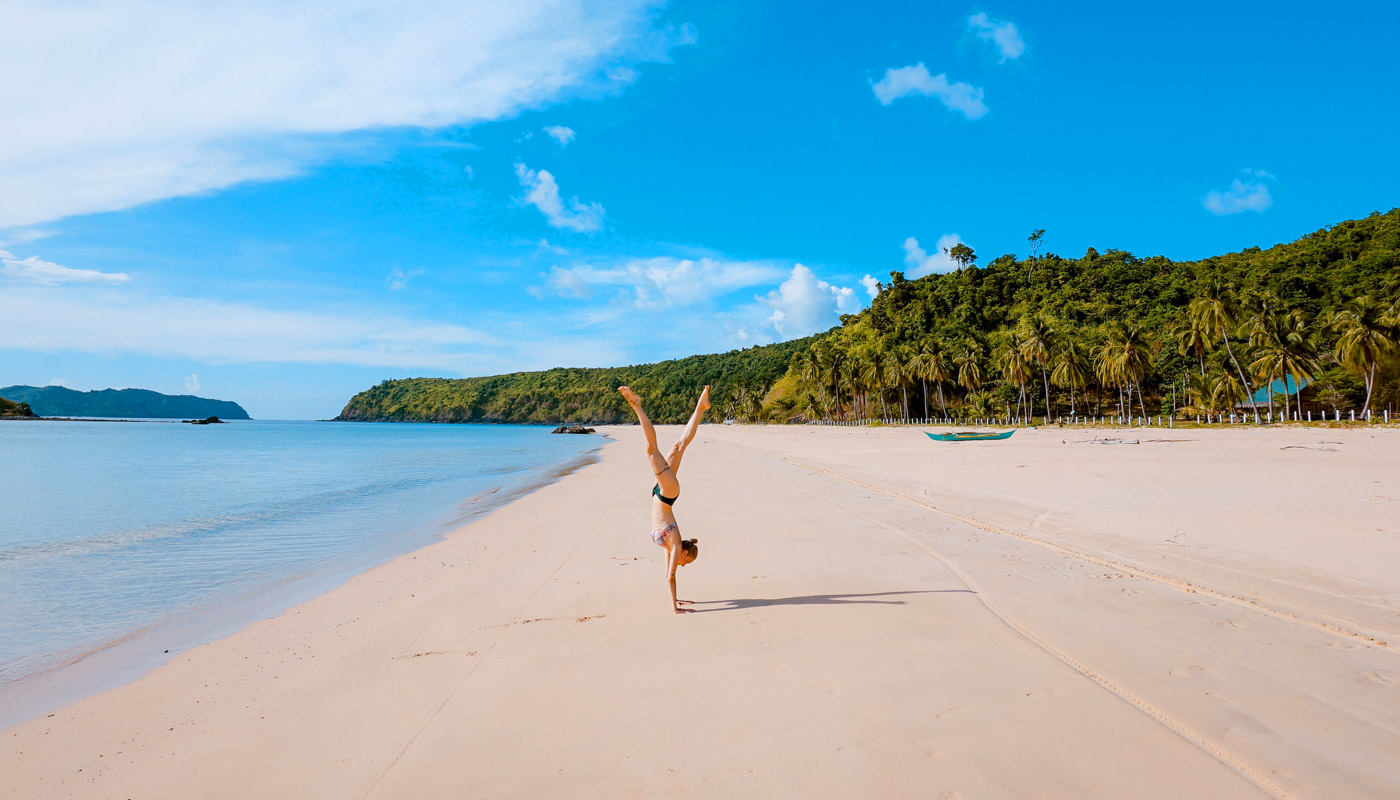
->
left=910, top=339, right=951, bottom=420
left=1206, top=367, right=1248, bottom=414
left=954, top=340, right=985, bottom=395
left=1096, top=321, right=1155, bottom=419
left=1194, top=284, right=1259, bottom=422
left=800, top=348, right=827, bottom=419
left=1330, top=295, right=1396, bottom=414
left=964, top=390, right=996, bottom=420
left=884, top=348, right=912, bottom=419
left=858, top=355, right=889, bottom=419
left=823, top=348, right=849, bottom=419
left=1050, top=337, right=1091, bottom=415
left=1172, top=302, right=1213, bottom=376
left=1243, top=292, right=1307, bottom=419
left=996, top=333, right=1034, bottom=419
left=1019, top=314, right=1058, bottom=419
left=1248, top=307, right=1318, bottom=421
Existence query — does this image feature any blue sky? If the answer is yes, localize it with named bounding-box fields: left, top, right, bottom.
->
left=2, top=0, right=1397, bottom=419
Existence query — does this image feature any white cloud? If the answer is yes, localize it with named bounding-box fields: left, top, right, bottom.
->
left=0, top=286, right=503, bottom=372
left=1202, top=177, right=1273, bottom=215
left=184, top=374, right=201, bottom=392
left=386, top=267, right=424, bottom=290
left=871, top=63, right=988, bottom=120
left=544, top=266, right=592, bottom=299
left=860, top=274, right=881, bottom=298
left=515, top=163, right=606, bottom=233
left=902, top=234, right=968, bottom=277
left=758, top=264, right=860, bottom=340
left=1244, top=168, right=1276, bottom=180
left=1, top=250, right=132, bottom=286
left=567, top=256, right=786, bottom=308
left=543, top=125, right=577, bottom=147
left=0, top=229, right=56, bottom=248
left=0, top=1, right=695, bottom=227
left=463, top=165, right=475, bottom=181
left=968, top=13, right=1025, bottom=62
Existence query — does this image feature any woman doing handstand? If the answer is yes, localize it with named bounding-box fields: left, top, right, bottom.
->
left=618, top=384, right=709, bottom=614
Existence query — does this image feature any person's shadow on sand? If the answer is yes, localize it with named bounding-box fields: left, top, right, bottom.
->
left=689, top=590, right=972, bottom=612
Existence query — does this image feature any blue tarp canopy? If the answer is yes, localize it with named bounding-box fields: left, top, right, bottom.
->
left=1250, top=376, right=1310, bottom=404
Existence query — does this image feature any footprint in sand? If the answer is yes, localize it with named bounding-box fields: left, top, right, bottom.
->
left=1210, top=617, right=1248, bottom=629
left=1361, top=671, right=1400, bottom=686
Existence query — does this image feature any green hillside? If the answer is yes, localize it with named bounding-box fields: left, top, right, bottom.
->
left=0, top=386, right=252, bottom=420
left=774, top=209, right=1400, bottom=421
left=337, top=338, right=813, bottom=424
left=338, top=209, right=1400, bottom=425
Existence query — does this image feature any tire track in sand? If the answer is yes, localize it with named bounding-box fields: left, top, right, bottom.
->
left=782, top=456, right=1391, bottom=654
left=756, top=458, right=1289, bottom=800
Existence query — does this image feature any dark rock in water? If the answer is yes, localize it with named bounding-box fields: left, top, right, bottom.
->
left=551, top=425, right=595, bottom=434
left=183, top=416, right=227, bottom=425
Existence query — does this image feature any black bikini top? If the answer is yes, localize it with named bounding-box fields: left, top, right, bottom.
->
left=652, top=483, right=678, bottom=506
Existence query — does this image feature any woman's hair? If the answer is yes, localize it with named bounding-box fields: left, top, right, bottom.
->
left=680, top=538, right=699, bottom=561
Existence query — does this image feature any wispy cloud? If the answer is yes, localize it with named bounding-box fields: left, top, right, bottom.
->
left=559, top=256, right=787, bottom=307
left=184, top=374, right=201, bottom=392
left=902, top=234, right=968, bottom=277
left=1202, top=171, right=1275, bottom=215
left=543, top=125, right=577, bottom=147
left=860, top=274, right=881, bottom=298
left=386, top=267, right=424, bottom=290
left=0, top=286, right=502, bottom=372
left=0, top=1, right=695, bottom=227
left=0, top=250, right=131, bottom=286
left=871, top=64, right=988, bottom=120
left=968, top=13, right=1025, bottom=62
left=515, top=163, right=606, bottom=233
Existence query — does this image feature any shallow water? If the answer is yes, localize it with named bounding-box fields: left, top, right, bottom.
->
left=0, top=420, right=600, bottom=699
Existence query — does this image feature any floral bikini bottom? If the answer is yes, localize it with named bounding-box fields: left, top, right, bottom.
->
left=651, top=521, right=678, bottom=546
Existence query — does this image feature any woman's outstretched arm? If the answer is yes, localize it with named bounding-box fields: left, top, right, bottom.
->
left=665, top=543, right=688, bottom=613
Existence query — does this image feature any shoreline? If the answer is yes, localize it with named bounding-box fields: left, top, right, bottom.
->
left=4, top=425, right=1396, bottom=797
left=0, top=439, right=607, bottom=731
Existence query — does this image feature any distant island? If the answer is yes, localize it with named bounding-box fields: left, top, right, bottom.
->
left=336, top=209, right=1399, bottom=426
left=0, top=386, right=251, bottom=420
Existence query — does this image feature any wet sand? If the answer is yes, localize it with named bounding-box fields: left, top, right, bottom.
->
left=3, top=424, right=1397, bottom=798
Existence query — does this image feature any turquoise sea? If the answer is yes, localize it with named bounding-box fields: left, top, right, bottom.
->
left=0, top=420, right=601, bottom=726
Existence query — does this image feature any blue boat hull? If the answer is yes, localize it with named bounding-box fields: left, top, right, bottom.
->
left=925, top=430, right=1015, bottom=442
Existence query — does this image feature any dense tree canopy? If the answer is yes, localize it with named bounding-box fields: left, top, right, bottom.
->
left=774, top=209, right=1400, bottom=422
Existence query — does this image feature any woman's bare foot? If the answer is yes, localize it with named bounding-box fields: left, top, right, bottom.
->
left=618, top=386, right=642, bottom=408
left=698, top=385, right=711, bottom=412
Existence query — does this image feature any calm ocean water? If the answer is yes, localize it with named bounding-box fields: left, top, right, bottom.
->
left=0, top=420, right=600, bottom=720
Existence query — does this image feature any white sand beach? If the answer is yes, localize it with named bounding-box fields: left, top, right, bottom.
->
left=3, top=424, right=1398, bottom=799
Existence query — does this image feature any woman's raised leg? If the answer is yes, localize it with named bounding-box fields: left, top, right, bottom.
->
left=619, top=386, right=678, bottom=495
left=666, top=385, right=710, bottom=476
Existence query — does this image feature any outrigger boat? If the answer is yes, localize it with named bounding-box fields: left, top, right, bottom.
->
left=925, top=430, right=1015, bottom=442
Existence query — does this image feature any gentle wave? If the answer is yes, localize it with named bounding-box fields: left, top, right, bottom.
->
left=0, top=475, right=441, bottom=567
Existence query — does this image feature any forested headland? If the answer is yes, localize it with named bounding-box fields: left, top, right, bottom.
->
left=336, top=338, right=812, bottom=424
left=339, top=209, right=1400, bottom=425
